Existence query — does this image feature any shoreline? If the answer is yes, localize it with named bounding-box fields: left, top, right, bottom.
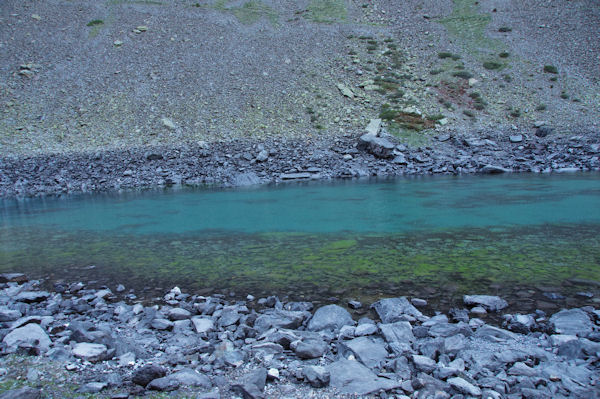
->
left=0, top=273, right=598, bottom=398
left=1, top=129, right=599, bottom=199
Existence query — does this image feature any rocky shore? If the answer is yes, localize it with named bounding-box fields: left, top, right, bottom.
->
left=1, top=126, right=599, bottom=199
left=0, top=273, right=598, bottom=398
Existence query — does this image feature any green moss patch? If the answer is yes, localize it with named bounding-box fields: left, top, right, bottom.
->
left=214, top=0, right=278, bottom=25
left=305, top=0, right=347, bottom=23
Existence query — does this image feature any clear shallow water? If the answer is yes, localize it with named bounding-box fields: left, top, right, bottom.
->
left=1, top=173, right=599, bottom=311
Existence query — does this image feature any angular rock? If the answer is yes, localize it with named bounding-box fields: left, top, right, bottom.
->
left=191, top=317, right=215, bottom=334
left=411, top=354, right=436, bottom=373
left=147, top=376, right=180, bottom=392
left=481, top=165, right=511, bottom=174
left=549, top=308, right=593, bottom=336
left=15, top=291, right=50, bottom=304
left=0, top=387, right=41, bottom=399
left=167, top=307, right=191, bottom=321
left=2, top=323, right=51, bottom=354
left=474, top=325, right=517, bottom=341
left=77, top=382, right=108, bottom=394
left=253, top=309, right=306, bottom=333
left=294, top=338, right=328, bottom=359
left=357, top=134, right=395, bottom=159
left=72, top=343, right=108, bottom=362
left=218, top=307, right=240, bottom=327
left=132, top=364, right=167, bottom=386
left=448, top=377, right=481, bottom=396
left=463, top=295, right=508, bottom=312
left=307, top=304, right=353, bottom=332
left=378, top=322, right=414, bottom=346
left=303, top=365, right=330, bottom=388
left=355, top=323, right=377, bottom=336
left=327, top=359, right=401, bottom=395
left=371, top=297, right=423, bottom=323
left=170, top=369, right=212, bottom=388
left=151, top=318, right=174, bottom=331
left=339, top=337, right=388, bottom=369
left=0, top=308, right=22, bottom=322
left=508, top=362, right=539, bottom=377
left=231, top=368, right=267, bottom=399
left=364, top=119, right=382, bottom=136
left=280, top=172, right=311, bottom=180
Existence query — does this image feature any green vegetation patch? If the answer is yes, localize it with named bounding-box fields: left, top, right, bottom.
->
left=86, top=19, right=104, bottom=27
left=438, top=52, right=461, bottom=61
left=306, top=0, right=347, bottom=23
left=543, top=65, right=558, bottom=74
left=214, top=0, right=279, bottom=25
left=438, top=0, right=504, bottom=59
left=483, top=61, right=503, bottom=70
left=379, top=104, right=436, bottom=131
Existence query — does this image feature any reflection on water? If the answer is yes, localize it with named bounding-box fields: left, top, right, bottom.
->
left=1, top=173, right=599, bottom=312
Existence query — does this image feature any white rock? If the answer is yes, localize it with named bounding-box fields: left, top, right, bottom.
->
left=161, top=117, right=177, bottom=130
left=365, top=119, right=382, bottom=136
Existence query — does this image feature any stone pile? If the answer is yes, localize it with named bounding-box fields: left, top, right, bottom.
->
left=0, top=273, right=598, bottom=398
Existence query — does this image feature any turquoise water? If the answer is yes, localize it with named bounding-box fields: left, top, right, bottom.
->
left=1, top=173, right=599, bottom=310
left=2, top=173, right=600, bottom=233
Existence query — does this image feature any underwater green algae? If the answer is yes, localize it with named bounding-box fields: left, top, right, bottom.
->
left=1, top=224, right=598, bottom=304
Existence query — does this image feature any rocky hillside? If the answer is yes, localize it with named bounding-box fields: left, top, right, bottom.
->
left=1, top=0, right=598, bottom=156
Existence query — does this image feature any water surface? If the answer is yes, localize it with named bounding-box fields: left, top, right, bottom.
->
left=1, top=173, right=599, bottom=312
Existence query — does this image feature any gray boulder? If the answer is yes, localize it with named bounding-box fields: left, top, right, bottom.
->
left=307, top=305, right=353, bottom=332
left=72, top=343, right=109, bottom=362
left=379, top=321, right=415, bottom=343
left=2, top=323, right=51, bottom=354
left=191, top=317, right=215, bottom=334
left=327, top=359, right=401, bottom=395
left=170, top=369, right=212, bottom=388
left=0, top=308, right=22, bottom=322
left=147, top=376, right=180, bottom=392
left=463, top=295, right=508, bottom=311
left=549, top=309, right=593, bottom=336
left=448, top=377, right=482, bottom=396
left=339, top=337, right=388, bottom=369
left=14, top=291, right=50, bottom=304
left=294, top=338, right=328, bottom=359
left=167, top=307, right=191, bottom=321
left=132, top=364, right=167, bottom=386
left=231, top=368, right=267, bottom=399
left=253, top=309, right=306, bottom=333
left=371, top=297, right=423, bottom=323
left=357, top=134, right=395, bottom=159
left=0, top=387, right=41, bottom=399
left=303, top=365, right=330, bottom=388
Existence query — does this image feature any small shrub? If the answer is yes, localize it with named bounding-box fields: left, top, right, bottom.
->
left=438, top=52, right=461, bottom=60
left=86, top=19, right=104, bottom=26
left=498, top=26, right=512, bottom=32
left=543, top=65, right=558, bottom=74
left=510, top=109, right=521, bottom=118
left=499, top=52, right=510, bottom=58
left=549, top=76, right=558, bottom=82
left=503, top=74, right=512, bottom=82
left=483, top=61, right=502, bottom=70
left=453, top=71, right=473, bottom=79
left=560, top=92, right=569, bottom=99
left=463, top=110, right=475, bottom=118
left=536, top=104, right=547, bottom=111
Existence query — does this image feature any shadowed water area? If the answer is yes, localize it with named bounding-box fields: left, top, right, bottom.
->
left=1, top=173, right=599, bottom=314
